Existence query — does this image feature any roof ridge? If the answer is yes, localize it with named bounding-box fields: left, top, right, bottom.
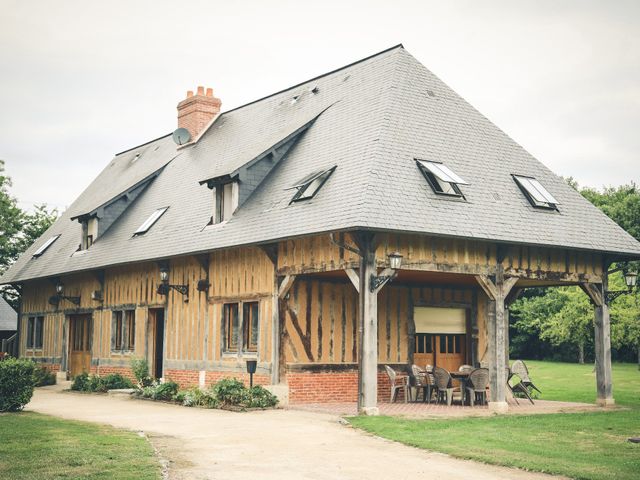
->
left=221, top=44, right=404, bottom=116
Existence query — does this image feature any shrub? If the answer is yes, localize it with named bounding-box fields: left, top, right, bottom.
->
left=180, top=387, right=219, bottom=408
left=212, top=378, right=249, bottom=407
left=130, top=358, right=153, bottom=388
left=151, top=381, right=179, bottom=401
left=33, top=365, right=56, bottom=387
left=71, top=372, right=133, bottom=392
left=71, top=372, right=90, bottom=391
left=99, top=374, right=134, bottom=391
left=246, top=385, right=278, bottom=408
left=0, top=357, right=37, bottom=412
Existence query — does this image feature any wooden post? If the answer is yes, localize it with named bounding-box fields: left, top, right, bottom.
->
left=276, top=274, right=296, bottom=385
left=358, top=234, right=379, bottom=415
left=476, top=271, right=517, bottom=413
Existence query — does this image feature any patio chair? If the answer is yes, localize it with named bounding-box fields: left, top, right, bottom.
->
left=507, top=368, right=519, bottom=405
left=466, top=368, right=489, bottom=406
left=433, top=366, right=455, bottom=406
left=511, top=360, right=540, bottom=405
left=411, top=364, right=434, bottom=403
left=384, top=365, right=410, bottom=403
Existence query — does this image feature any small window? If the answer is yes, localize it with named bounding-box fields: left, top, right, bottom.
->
left=416, top=160, right=468, bottom=198
left=111, top=310, right=135, bottom=352
left=289, top=166, right=336, bottom=202
left=513, top=175, right=559, bottom=209
left=213, top=182, right=238, bottom=224
left=33, top=235, right=60, bottom=258
left=134, top=207, right=168, bottom=235
left=82, top=217, right=98, bottom=250
left=415, top=333, right=433, bottom=354
left=26, top=316, right=44, bottom=349
left=243, top=302, right=259, bottom=352
left=223, top=303, right=239, bottom=352
left=223, top=301, right=260, bottom=355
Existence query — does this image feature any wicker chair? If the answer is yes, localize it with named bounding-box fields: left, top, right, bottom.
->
left=411, top=364, right=434, bottom=403
left=511, top=360, right=540, bottom=404
left=384, top=365, right=410, bottom=403
left=466, top=368, right=490, bottom=406
left=433, top=366, right=454, bottom=406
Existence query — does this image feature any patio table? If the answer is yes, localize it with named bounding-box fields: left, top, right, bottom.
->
left=450, top=371, right=471, bottom=405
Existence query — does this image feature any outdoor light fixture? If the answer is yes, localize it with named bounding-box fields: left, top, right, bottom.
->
left=246, top=359, right=257, bottom=388
left=370, top=252, right=403, bottom=292
left=196, top=279, right=210, bottom=293
left=49, top=283, right=81, bottom=306
left=605, top=269, right=638, bottom=304
left=156, top=267, right=189, bottom=299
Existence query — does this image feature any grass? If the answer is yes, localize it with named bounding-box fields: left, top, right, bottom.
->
left=0, top=412, right=161, bottom=480
left=349, top=361, right=640, bottom=480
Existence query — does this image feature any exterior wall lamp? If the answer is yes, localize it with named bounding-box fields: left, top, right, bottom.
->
left=157, top=267, right=189, bottom=298
left=606, top=269, right=638, bottom=304
left=370, top=251, right=403, bottom=292
left=48, top=283, right=81, bottom=306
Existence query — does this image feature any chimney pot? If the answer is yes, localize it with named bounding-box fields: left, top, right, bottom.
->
left=177, top=85, right=221, bottom=141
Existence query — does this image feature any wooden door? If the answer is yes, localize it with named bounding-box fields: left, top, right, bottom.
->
left=148, top=309, right=165, bottom=379
left=414, top=333, right=435, bottom=368
left=69, top=315, right=92, bottom=377
left=435, top=334, right=465, bottom=372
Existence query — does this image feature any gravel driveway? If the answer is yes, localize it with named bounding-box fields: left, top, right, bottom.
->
left=27, top=385, right=564, bottom=480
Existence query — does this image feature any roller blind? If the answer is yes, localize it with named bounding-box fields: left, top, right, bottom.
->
left=414, top=307, right=466, bottom=334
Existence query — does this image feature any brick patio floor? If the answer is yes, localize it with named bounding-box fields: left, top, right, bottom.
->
left=289, top=398, right=602, bottom=418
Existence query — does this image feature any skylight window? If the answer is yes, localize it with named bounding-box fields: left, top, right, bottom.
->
left=133, top=207, right=168, bottom=235
left=513, top=175, right=559, bottom=210
left=33, top=235, right=60, bottom=258
left=288, top=166, right=336, bottom=203
left=416, top=160, right=469, bottom=198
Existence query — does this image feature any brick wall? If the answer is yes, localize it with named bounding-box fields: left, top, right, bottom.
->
left=287, top=370, right=393, bottom=404
left=163, top=369, right=270, bottom=389
left=91, top=365, right=136, bottom=382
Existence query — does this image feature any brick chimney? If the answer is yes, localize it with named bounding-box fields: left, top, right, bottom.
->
left=177, top=86, right=221, bottom=140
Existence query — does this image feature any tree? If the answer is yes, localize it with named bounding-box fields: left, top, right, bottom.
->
left=0, top=162, right=58, bottom=309
left=0, top=160, right=26, bottom=274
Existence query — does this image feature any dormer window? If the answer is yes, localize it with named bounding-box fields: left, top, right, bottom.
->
left=81, top=217, right=99, bottom=250
left=213, top=181, right=238, bottom=224
left=416, top=160, right=468, bottom=198
left=133, top=207, right=168, bottom=235
left=289, top=166, right=336, bottom=203
left=513, top=175, right=559, bottom=210
left=33, top=235, right=60, bottom=258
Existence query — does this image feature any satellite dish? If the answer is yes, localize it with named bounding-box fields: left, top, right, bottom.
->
left=172, top=128, right=192, bottom=145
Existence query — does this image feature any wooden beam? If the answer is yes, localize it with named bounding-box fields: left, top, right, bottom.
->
left=580, top=282, right=604, bottom=307
left=591, top=271, right=614, bottom=406
left=475, top=275, right=497, bottom=300
left=344, top=268, right=360, bottom=293
left=278, top=275, right=296, bottom=300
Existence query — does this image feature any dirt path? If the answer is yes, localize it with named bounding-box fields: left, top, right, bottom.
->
left=27, top=385, right=565, bottom=480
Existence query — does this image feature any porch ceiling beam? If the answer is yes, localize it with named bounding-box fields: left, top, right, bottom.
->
left=344, top=268, right=360, bottom=293
left=278, top=274, right=296, bottom=299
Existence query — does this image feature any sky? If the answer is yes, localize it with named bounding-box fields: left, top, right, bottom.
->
left=0, top=0, right=638, bottom=212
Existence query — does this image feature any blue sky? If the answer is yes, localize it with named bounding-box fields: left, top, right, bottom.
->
left=1, top=0, right=638, bottom=211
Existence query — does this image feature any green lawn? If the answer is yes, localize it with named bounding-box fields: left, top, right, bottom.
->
left=0, top=412, right=161, bottom=480
left=349, top=361, right=640, bottom=480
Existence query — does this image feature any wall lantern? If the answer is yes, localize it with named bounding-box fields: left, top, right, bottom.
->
left=606, top=269, right=638, bottom=303
left=246, top=359, right=257, bottom=388
left=156, top=266, right=189, bottom=299
left=197, top=279, right=210, bottom=293
left=370, top=251, right=403, bottom=292
left=49, top=283, right=81, bottom=306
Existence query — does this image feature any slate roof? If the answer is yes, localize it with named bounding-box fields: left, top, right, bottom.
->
left=2, top=44, right=639, bottom=284
left=0, top=297, right=17, bottom=331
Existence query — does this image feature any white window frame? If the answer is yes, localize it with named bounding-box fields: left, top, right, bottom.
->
left=33, top=235, right=60, bottom=258
left=416, top=159, right=468, bottom=198
left=133, top=207, right=169, bottom=235
left=513, top=175, right=559, bottom=209
left=288, top=166, right=336, bottom=203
